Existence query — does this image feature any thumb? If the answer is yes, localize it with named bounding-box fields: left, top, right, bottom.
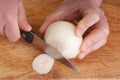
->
left=39, top=11, right=65, bottom=34
left=76, top=13, right=100, bottom=37
left=18, top=0, right=32, bottom=31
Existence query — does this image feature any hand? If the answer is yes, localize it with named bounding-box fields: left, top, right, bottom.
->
left=0, top=0, right=32, bottom=42
left=39, top=0, right=109, bottom=59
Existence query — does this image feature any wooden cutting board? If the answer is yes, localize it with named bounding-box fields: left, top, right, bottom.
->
left=0, top=0, right=120, bottom=79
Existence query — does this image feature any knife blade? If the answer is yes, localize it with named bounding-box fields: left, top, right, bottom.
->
left=20, top=30, right=80, bottom=72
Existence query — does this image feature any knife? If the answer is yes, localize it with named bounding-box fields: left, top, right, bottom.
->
left=20, top=30, right=80, bottom=72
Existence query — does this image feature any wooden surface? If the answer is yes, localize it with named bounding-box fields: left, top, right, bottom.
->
left=0, top=0, right=120, bottom=79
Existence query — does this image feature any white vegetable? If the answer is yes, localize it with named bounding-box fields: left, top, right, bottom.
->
left=32, top=54, right=54, bottom=74
left=44, top=21, right=83, bottom=59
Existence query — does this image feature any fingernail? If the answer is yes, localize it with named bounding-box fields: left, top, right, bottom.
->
left=26, top=23, right=32, bottom=31
left=21, top=20, right=32, bottom=30
left=78, top=53, right=86, bottom=59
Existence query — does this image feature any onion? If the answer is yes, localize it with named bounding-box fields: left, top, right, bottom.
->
left=44, top=21, right=82, bottom=59
left=32, top=21, right=83, bottom=74
left=32, top=54, right=54, bottom=74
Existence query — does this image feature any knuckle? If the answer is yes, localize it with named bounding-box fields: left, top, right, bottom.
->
left=90, top=13, right=100, bottom=22
left=103, top=29, right=110, bottom=36
left=80, top=13, right=100, bottom=31
left=87, top=38, right=95, bottom=47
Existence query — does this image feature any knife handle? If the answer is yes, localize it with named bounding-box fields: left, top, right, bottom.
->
left=20, top=30, right=34, bottom=43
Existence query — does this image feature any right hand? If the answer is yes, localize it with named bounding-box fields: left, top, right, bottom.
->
left=0, top=0, right=32, bottom=42
left=39, top=0, right=109, bottom=59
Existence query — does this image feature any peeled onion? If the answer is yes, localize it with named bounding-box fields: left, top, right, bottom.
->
left=44, top=21, right=83, bottom=59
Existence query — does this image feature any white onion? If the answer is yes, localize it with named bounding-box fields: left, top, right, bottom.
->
left=32, top=54, right=54, bottom=74
left=44, top=21, right=82, bottom=59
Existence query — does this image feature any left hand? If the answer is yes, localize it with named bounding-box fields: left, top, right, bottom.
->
left=39, top=0, right=109, bottom=59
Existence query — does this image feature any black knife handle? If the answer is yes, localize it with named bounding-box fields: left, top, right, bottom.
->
left=20, top=30, right=34, bottom=43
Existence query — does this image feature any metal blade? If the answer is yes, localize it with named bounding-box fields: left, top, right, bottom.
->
left=58, top=58, right=80, bottom=72
left=30, top=32, right=80, bottom=72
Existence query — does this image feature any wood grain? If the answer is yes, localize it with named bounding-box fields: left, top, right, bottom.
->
left=0, top=0, right=120, bottom=79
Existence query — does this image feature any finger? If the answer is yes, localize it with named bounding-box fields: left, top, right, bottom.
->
left=81, top=13, right=109, bottom=53
left=39, top=0, right=80, bottom=34
left=39, top=10, right=80, bottom=34
left=4, top=15, right=20, bottom=42
left=39, top=11, right=65, bottom=34
left=76, top=13, right=100, bottom=37
left=78, top=38, right=107, bottom=59
left=18, top=0, right=32, bottom=31
left=81, top=28, right=109, bottom=53
left=78, top=14, right=109, bottom=59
